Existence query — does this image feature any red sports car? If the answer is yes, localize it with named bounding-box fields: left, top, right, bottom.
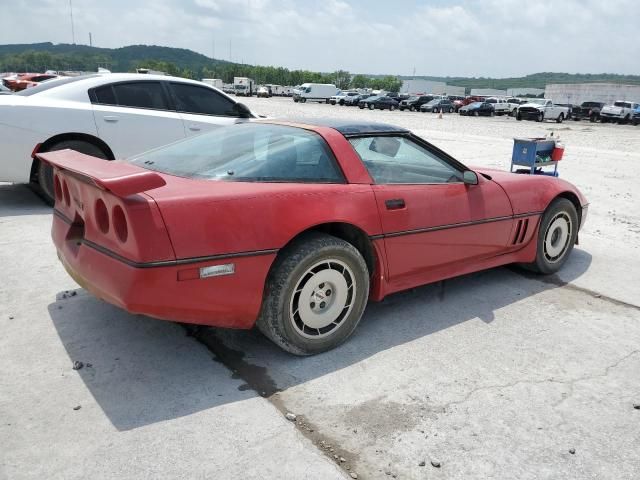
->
left=3, top=73, right=58, bottom=91
left=39, top=120, right=588, bottom=355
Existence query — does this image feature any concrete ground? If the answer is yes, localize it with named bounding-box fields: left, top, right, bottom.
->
left=1, top=98, right=639, bottom=479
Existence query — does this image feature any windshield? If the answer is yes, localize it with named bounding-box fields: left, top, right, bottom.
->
left=527, top=99, right=547, bottom=105
left=130, top=123, right=344, bottom=183
left=16, top=75, right=100, bottom=96
left=614, top=101, right=629, bottom=108
left=469, top=102, right=483, bottom=107
left=426, top=99, right=439, bottom=105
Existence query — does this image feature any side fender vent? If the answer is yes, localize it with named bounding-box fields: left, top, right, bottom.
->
left=512, top=219, right=529, bottom=245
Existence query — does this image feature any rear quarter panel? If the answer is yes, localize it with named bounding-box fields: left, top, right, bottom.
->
left=148, top=179, right=382, bottom=259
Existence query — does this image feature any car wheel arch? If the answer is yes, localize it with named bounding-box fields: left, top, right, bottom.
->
left=275, top=222, right=378, bottom=278
left=555, top=191, right=583, bottom=225
left=30, top=132, right=115, bottom=180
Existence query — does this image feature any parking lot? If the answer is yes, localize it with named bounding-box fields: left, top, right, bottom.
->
left=2, top=97, right=640, bottom=479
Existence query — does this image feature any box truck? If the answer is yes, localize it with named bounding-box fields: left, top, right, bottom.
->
left=234, top=77, right=254, bottom=97
left=201, top=78, right=224, bottom=90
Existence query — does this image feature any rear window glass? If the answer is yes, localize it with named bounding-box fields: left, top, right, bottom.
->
left=112, top=82, right=167, bottom=109
left=130, top=123, right=344, bottom=183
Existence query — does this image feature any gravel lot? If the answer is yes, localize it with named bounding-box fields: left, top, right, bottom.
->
left=2, top=97, right=639, bottom=479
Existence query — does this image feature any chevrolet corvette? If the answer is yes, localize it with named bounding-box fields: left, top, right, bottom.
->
left=38, top=120, right=588, bottom=355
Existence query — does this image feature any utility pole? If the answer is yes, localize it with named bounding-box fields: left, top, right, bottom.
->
left=89, top=32, right=93, bottom=47
left=212, top=37, right=215, bottom=60
left=69, top=0, right=76, bottom=44
left=229, top=39, right=232, bottom=62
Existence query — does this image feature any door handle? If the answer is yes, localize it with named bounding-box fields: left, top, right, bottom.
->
left=103, top=115, right=119, bottom=122
left=188, top=125, right=201, bottom=131
left=385, top=198, right=405, bottom=210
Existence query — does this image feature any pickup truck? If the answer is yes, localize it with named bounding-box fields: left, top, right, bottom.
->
left=516, top=99, right=570, bottom=123
left=572, top=101, right=605, bottom=122
left=484, top=97, right=510, bottom=115
left=600, top=101, right=640, bottom=124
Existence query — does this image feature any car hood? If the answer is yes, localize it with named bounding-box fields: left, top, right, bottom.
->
left=519, top=102, right=544, bottom=109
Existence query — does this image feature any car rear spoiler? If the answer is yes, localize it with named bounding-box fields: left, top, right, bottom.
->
left=36, top=149, right=166, bottom=198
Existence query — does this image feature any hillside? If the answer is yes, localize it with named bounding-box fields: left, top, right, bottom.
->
left=2, top=43, right=640, bottom=91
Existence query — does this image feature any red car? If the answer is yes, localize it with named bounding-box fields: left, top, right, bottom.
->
left=39, top=120, right=588, bottom=355
left=3, top=73, right=58, bottom=91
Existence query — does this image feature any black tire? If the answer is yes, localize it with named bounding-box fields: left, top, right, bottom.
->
left=409, top=106, right=414, bottom=112
left=390, top=105, right=396, bottom=111
left=448, top=107, right=454, bottom=113
left=556, top=113, right=564, bottom=123
left=524, top=198, right=578, bottom=274
left=490, top=110, right=495, bottom=117
left=300, top=98, right=306, bottom=103
left=473, top=111, right=479, bottom=117
left=339, top=99, right=345, bottom=106
left=590, top=115, right=597, bottom=123
left=359, top=104, right=364, bottom=109
left=368, top=104, right=375, bottom=110
left=516, top=112, right=522, bottom=121
left=256, top=233, right=369, bottom=355
left=623, top=115, right=630, bottom=125
left=293, top=98, right=299, bottom=103
left=536, top=112, right=544, bottom=122
left=36, top=140, right=108, bottom=205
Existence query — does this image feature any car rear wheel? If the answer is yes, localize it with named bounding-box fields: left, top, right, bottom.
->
left=536, top=112, right=544, bottom=122
left=448, top=107, right=454, bottom=113
left=490, top=110, right=495, bottom=117
left=257, top=233, right=369, bottom=355
left=36, top=140, right=108, bottom=205
left=368, top=104, right=375, bottom=110
left=524, top=198, right=578, bottom=275
left=390, top=105, right=396, bottom=111
left=409, top=106, right=414, bottom=112
left=473, top=111, right=479, bottom=117
left=556, top=113, right=564, bottom=123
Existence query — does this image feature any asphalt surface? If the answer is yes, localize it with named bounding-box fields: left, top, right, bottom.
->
left=2, top=99, right=640, bottom=479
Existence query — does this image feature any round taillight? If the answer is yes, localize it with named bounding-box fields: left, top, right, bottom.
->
left=112, top=205, right=128, bottom=243
left=62, top=180, right=70, bottom=207
left=94, top=199, right=109, bottom=234
left=53, top=175, right=62, bottom=202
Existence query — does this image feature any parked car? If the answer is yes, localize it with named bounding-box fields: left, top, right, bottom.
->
left=506, top=98, right=526, bottom=116
left=256, top=86, right=270, bottom=98
left=39, top=119, right=588, bottom=355
left=358, top=95, right=399, bottom=111
left=399, top=95, right=439, bottom=111
left=342, top=93, right=368, bottom=106
left=600, top=101, right=640, bottom=124
left=420, top=98, right=455, bottom=113
left=633, top=105, right=640, bottom=126
left=516, top=99, right=570, bottom=123
left=571, top=102, right=605, bottom=122
left=0, top=73, right=255, bottom=204
left=3, top=73, right=59, bottom=91
left=484, top=97, right=510, bottom=115
left=459, top=101, right=495, bottom=116
left=330, top=91, right=359, bottom=105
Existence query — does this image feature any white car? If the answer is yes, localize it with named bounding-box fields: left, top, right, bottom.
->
left=600, top=101, right=640, bottom=124
left=0, top=73, right=254, bottom=202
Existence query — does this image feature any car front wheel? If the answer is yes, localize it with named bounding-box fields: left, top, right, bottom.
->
left=369, top=104, right=375, bottom=110
left=257, top=233, right=369, bottom=355
left=524, top=198, right=578, bottom=274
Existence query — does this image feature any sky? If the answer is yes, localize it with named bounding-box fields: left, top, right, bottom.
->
left=2, top=0, right=639, bottom=78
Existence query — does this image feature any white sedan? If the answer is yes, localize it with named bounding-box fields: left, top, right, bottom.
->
left=0, top=73, right=254, bottom=202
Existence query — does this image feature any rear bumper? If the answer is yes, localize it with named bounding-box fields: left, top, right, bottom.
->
left=52, top=214, right=276, bottom=329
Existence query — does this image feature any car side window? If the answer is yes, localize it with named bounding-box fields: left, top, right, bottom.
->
left=111, top=82, right=168, bottom=110
left=349, top=136, right=463, bottom=184
left=170, top=82, right=237, bottom=116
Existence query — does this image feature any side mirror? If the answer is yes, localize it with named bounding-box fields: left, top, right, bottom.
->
left=233, top=102, right=253, bottom=118
left=463, top=170, right=478, bottom=185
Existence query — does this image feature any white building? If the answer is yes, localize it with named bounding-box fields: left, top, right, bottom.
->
left=470, top=88, right=507, bottom=97
left=544, top=83, right=640, bottom=105
left=401, top=79, right=465, bottom=96
left=507, top=88, right=545, bottom=97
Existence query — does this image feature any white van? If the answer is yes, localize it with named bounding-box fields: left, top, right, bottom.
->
left=293, top=83, right=338, bottom=103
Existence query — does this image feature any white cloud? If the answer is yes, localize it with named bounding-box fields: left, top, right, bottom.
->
left=1, top=0, right=639, bottom=76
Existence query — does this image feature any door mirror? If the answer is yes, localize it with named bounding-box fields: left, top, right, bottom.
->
left=233, top=102, right=253, bottom=118
left=463, top=170, right=478, bottom=185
